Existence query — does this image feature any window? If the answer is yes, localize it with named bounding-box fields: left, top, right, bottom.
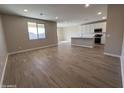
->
left=27, top=22, right=46, bottom=40
left=37, top=24, right=46, bottom=39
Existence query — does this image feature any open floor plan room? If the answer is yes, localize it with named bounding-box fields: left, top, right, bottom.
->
left=0, top=4, right=124, bottom=88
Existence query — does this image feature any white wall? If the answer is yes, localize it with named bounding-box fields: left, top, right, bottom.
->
left=63, top=25, right=81, bottom=41
left=57, top=27, right=65, bottom=41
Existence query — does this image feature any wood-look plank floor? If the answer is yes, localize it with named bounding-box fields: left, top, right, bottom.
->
left=3, top=43, right=122, bottom=88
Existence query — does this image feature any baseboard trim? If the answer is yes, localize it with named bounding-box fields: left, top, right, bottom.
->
left=104, top=52, right=120, bottom=58
left=0, top=54, right=8, bottom=88
left=8, top=44, right=58, bottom=55
left=71, top=44, right=93, bottom=48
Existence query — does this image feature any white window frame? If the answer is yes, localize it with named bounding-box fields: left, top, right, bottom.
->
left=27, top=22, right=46, bottom=40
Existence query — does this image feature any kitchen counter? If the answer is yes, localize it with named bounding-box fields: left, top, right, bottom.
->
left=71, top=37, right=94, bottom=48
left=71, top=37, right=94, bottom=39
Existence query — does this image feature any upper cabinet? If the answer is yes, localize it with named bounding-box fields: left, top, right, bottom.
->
left=94, top=22, right=106, bottom=32
left=90, top=24, right=94, bottom=34
left=81, top=24, right=94, bottom=38
left=102, top=22, right=106, bottom=32
left=81, top=21, right=106, bottom=35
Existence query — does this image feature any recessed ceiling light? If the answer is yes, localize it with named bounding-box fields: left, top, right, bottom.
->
left=85, top=4, right=90, bottom=8
left=97, top=12, right=102, bottom=15
left=102, top=16, right=106, bottom=19
left=24, top=9, right=28, bottom=12
left=55, top=17, right=58, bottom=19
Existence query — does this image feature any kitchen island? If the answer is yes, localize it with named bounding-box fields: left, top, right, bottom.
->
left=71, top=37, right=94, bottom=48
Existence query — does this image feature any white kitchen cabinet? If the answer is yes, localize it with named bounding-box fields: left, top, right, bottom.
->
left=81, top=24, right=94, bottom=33
left=85, top=25, right=90, bottom=34
left=90, top=24, right=94, bottom=34
left=94, top=22, right=103, bottom=29
left=102, top=22, right=106, bottom=32
left=101, top=33, right=106, bottom=44
left=100, top=22, right=106, bottom=44
left=80, top=25, right=85, bottom=36
left=81, top=21, right=107, bottom=44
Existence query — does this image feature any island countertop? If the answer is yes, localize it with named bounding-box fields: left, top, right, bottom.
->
left=71, top=37, right=94, bottom=48
left=71, top=37, right=94, bottom=39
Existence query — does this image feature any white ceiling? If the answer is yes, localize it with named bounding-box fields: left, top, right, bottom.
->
left=0, top=4, right=107, bottom=27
